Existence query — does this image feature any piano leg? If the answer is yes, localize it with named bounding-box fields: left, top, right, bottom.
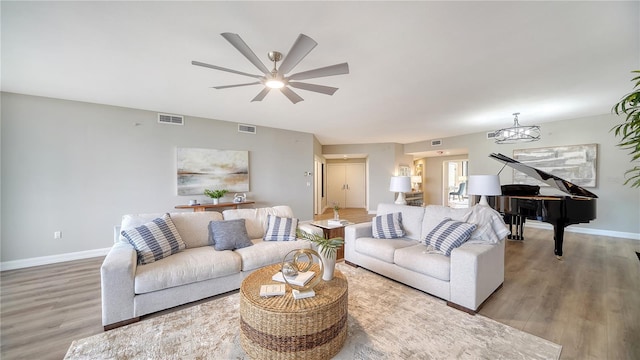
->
left=552, top=221, right=565, bottom=259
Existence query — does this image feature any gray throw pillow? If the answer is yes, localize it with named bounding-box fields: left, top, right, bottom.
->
left=208, top=219, right=253, bottom=251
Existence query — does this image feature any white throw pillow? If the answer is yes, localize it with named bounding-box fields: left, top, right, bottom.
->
left=120, top=213, right=186, bottom=265
left=423, top=218, right=476, bottom=256
left=372, top=212, right=405, bottom=239
left=263, top=215, right=298, bottom=241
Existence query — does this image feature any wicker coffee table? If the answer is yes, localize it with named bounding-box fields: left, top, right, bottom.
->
left=239, top=263, right=348, bottom=359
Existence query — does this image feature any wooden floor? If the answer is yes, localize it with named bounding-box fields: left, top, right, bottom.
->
left=1, top=208, right=638, bottom=359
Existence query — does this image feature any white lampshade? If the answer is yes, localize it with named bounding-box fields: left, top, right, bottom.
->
left=389, top=176, right=412, bottom=204
left=467, top=175, right=501, bottom=206
left=411, top=175, right=422, bottom=184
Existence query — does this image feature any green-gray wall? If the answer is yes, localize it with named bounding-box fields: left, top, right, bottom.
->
left=1, top=92, right=315, bottom=264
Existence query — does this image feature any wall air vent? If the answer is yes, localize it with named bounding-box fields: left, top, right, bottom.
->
left=158, top=113, right=184, bottom=125
left=487, top=131, right=497, bottom=139
left=238, top=124, right=257, bottom=134
left=431, top=139, right=442, bottom=147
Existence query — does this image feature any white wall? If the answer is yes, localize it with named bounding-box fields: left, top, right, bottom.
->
left=405, top=113, right=640, bottom=236
left=1, top=92, right=315, bottom=263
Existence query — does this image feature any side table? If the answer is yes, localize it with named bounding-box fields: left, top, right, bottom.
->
left=310, top=220, right=354, bottom=260
left=239, top=263, right=348, bottom=360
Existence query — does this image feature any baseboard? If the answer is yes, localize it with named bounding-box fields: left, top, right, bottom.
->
left=524, top=221, right=640, bottom=241
left=0, top=247, right=111, bottom=271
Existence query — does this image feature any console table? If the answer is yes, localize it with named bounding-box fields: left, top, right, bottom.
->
left=174, top=201, right=255, bottom=212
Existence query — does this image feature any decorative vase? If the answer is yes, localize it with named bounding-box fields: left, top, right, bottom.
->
left=212, top=198, right=219, bottom=205
left=319, top=247, right=336, bottom=281
left=333, top=210, right=340, bottom=220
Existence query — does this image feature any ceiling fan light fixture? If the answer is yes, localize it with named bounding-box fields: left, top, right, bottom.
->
left=494, top=112, right=541, bottom=144
left=265, top=79, right=285, bottom=89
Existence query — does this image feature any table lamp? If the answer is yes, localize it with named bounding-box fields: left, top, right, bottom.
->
left=467, top=175, right=501, bottom=206
left=411, top=175, right=422, bottom=190
left=389, top=176, right=411, bottom=205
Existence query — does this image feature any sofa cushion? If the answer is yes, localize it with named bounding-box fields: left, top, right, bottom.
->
left=424, top=218, right=477, bottom=256
left=119, top=212, right=223, bottom=248
left=394, top=244, right=451, bottom=281
left=168, top=212, right=224, bottom=248
left=234, top=239, right=312, bottom=272
left=208, top=219, right=253, bottom=251
left=376, top=203, right=425, bottom=241
left=372, top=212, right=404, bottom=239
left=223, top=206, right=294, bottom=239
left=134, top=247, right=241, bottom=294
left=263, top=215, right=298, bottom=241
left=354, top=237, right=417, bottom=263
left=120, top=214, right=186, bottom=265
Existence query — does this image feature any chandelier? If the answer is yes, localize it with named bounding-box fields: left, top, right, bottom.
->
left=493, top=112, right=541, bottom=144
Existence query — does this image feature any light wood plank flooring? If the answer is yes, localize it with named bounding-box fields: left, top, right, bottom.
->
left=1, top=208, right=638, bottom=359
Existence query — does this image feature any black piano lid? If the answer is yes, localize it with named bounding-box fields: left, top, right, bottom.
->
left=489, top=153, right=598, bottom=199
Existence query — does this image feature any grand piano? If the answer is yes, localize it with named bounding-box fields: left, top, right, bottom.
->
left=488, top=153, right=598, bottom=258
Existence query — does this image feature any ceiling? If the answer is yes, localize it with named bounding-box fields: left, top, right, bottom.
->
left=2, top=1, right=638, bottom=146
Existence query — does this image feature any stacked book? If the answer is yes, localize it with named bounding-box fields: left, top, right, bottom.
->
left=272, top=271, right=315, bottom=286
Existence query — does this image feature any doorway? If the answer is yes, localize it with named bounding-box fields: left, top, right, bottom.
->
left=443, top=159, right=469, bottom=208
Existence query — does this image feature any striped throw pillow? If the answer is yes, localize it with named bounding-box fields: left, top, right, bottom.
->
left=372, top=212, right=405, bottom=239
left=121, top=213, right=186, bottom=265
left=263, top=215, right=298, bottom=241
left=424, top=218, right=477, bottom=256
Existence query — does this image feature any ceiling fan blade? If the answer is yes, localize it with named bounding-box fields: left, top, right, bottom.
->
left=192, top=61, right=262, bottom=79
left=251, top=87, right=271, bottom=102
left=277, top=34, right=318, bottom=75
left=288, top=82, right=338, bottom=95
left=288, top=62, right=350, bottom=81
left=221, top=33, right=270, bottom=75
left=280, top=87, right=304, bottom=104
left=213, top=82, right=261, bottom=89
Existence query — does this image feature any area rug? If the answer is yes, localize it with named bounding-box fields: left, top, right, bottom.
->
left=65, top=263, right=562, bottom=359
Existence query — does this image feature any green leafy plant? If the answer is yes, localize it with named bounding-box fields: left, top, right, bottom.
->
left=332, top=202, right=340, bottom=211
left=204, top=189, right=228, bottom=199
left=296, top=229, right=344, bottom=258
left=612, top=70, right=640, bottom=188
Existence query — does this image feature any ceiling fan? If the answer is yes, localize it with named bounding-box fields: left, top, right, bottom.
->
left=192, top=33, right=349, bottom=104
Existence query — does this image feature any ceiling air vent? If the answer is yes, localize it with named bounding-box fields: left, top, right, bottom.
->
left=431, top=139, right=442, bottom=147
left=487, top=131, right=497, bottom=140
left=238, top=124, right=257, bottom=134
left=158, top=113, right=184, bottom=125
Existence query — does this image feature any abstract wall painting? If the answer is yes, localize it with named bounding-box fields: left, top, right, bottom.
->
left=177, top=147, right=249, bottom=196
left=513, top=144, right=597, bottom=188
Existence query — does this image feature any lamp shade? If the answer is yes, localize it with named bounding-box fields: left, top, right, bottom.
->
left=467, top=175, right=501, bottom=206
left=389, top=176, right=411, bottom=205
left=411, top=175, right=422, bottom=184
left=389, top=176, right=411, bottom=192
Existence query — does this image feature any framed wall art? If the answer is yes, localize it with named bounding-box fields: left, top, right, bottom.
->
left=177, top=147, right=249, bottom=195
left=513, top=144, right=597, bottom=188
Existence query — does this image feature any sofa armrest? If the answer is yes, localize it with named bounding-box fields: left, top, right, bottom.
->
left=344, top=222, right=372, bottom=262
left=101, top=241, right=137, bottom=327
left=449, top=239, right=505, bottom=311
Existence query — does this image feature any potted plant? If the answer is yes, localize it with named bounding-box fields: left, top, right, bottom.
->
left=612, top=70, right=640, bottom=188
left=332, top=202, right=340, bottom=220
left=296, top=229, right=344, bottom=280
left=204, top=189, right=228, bottom=204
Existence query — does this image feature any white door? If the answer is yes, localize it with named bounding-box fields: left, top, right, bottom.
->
left=345, top=163, right=366, bottom=208
left=327, top=163, right=366, bottom=209
left=327, top=164, right=346, bottom=208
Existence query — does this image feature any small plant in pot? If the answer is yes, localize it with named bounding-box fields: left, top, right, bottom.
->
left=296, top=229, right=344, bottom=281
left=204, top=189, right=228, bottom=204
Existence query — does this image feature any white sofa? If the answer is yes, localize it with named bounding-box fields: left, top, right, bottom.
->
left=101, top=205, right=316, bottom=330
left=345, top=203, right=509, bottom=313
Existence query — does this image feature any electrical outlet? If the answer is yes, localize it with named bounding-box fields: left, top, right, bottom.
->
left=54, top=231, right=62, bottom=239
